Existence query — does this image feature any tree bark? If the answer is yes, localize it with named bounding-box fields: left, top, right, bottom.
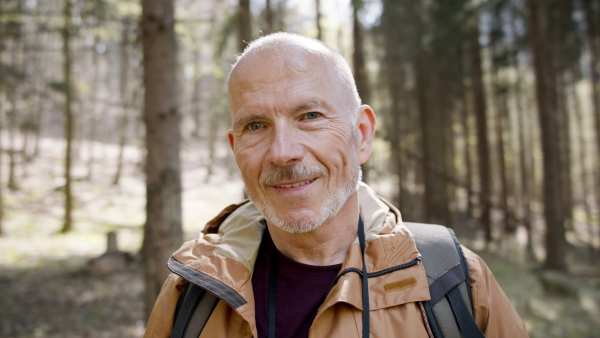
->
left=352, top=0, right=370, bottom=182
left=511, top=34, right=535, bottom=258
left=264, top=0, right=273, bottom=35
left=0, top=2, right=4, bottom=235
left=141, top=0, right=183, bottom=319
left=315, top=0, right=322, bottom=40
left=568, top=73, right=595, bottom=257
left=527, top=0, right=567, bottom=271
left=238, top=0, right=251, bottom=52
left=381, top=0, right=405, bottom=212
left=469, top=24, right=492, bottom=243
left=60, top=0, right=74, bottom=234
left=582, top=0, right=600, bottom=257
left=113, top=20, right=132, bottom=186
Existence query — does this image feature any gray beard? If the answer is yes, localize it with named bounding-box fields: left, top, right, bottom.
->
left=249, top=162, right=362, bottom=234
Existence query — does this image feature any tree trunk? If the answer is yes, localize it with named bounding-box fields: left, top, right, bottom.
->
left=141, top=0, right=183, bottom=319
left=352, top=0, right=370, bottom=182
left=568, top=73, right=595, bottom=257
left=582, top=0, right=600, bottom=257
left=381, top=0, right=406, bottom=213
left=469, top=24, right=492, bottom=243
left=60, top=0, right=74, bottom=234
left=238, top=0, right=251, bottom=52
left=460, top=58, right=474, bottom=218
left=264, top=0, right=273, bottom=35
left=315, top=0, right=322, bottom=40
left=7, top=73, right=18, bottom=191
left=511, top=43, right=535, bottom=259
left=527, top=0, right=567, bottom=271
left=0, top=2, right=4, bottom=235
left=86, top=36, right=101, bottom=180
left=113, top=21, right=132, bottom=186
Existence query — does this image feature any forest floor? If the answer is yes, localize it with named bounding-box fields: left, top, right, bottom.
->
left=1, top=137, right=599, bottom=337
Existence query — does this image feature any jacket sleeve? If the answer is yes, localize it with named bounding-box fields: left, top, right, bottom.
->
left=144, top=273, right=186, bottom=338
left=463, top=247, right=529, bottom=337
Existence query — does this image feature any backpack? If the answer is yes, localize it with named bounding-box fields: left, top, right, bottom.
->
left=171, top=222, right=486, bottom=338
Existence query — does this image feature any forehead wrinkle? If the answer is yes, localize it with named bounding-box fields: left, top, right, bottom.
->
left=288, top=99, right=331, bottom=115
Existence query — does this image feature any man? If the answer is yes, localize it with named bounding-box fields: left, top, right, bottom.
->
left=145, top=33, right=528, bottom=337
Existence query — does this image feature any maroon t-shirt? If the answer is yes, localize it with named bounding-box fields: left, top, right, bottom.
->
left=252, top=229, right=342, bottom=338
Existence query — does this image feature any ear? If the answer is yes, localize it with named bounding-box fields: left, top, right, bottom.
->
left=357, top=105, right=377, bottom=164
left=227, top=129, right=235, bottom=151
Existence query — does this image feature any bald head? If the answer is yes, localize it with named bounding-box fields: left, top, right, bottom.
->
left=228, top=33, right=361, bottom=122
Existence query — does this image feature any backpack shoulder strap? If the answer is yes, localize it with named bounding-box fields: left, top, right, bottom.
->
left=405, top=222, right=486, bottom=338
left=172, top=282, right=220, bottom=338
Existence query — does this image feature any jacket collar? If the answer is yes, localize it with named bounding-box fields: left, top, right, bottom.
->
left=169, top=182, right=430, bottom=331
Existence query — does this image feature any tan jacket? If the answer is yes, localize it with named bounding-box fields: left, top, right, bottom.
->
left=145, top=183, right=528, bottom=337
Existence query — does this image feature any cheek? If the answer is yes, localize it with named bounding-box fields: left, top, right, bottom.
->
left=234, top=147, right=264, bottom=182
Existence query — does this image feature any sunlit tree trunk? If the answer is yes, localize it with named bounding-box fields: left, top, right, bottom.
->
left=112, top=20, right=132, bottom=186
left=60, top=0, right=74, bottom=234
left=86, top=36, right=100, bottom=180
left=0, top=2, right=4, bottom=235
left=582, top=0, right=600, bottom=257
left=568, top=73, right=595, bottom=257
left=527, top=0, right=567, bottom=271
left=141, top=0, right=183, bottom=319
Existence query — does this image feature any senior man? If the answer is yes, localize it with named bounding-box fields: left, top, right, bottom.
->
left=145, top=32, right=528, bottom=338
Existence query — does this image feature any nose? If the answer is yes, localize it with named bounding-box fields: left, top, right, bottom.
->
left=266, top=125, right=304, bottom=166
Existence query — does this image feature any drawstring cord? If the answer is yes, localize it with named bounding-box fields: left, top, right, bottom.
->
left=358, top=217, right=370, bottom=338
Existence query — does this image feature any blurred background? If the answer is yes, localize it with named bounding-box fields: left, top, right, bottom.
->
left=0, top=0, right=599, bottom=337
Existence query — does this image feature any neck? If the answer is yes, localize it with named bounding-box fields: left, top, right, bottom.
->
left=267, top=193, right=360, bottom=266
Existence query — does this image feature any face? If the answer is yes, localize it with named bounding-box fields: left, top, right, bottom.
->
left=228, top=48, right=375, bottom=233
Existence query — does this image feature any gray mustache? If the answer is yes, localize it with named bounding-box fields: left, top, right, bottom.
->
left=259, top=164, right=328, bottom=186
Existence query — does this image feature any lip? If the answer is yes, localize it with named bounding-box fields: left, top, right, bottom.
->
left=269, top=177, right=318, bottom=196
left=272, top=177, right=317, bottom=188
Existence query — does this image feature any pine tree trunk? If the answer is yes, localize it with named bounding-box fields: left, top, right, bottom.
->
left=113, top=21, right=132, bottom=186
left=352, top=0, right=370, bottom=182
left=86, top=37, right=100, bottom=180
left=582, top=0, right=600, bottom=257
left=0, top=3, right=4, bottom=235
left=527, top=0, right=567, bottom=271
left=264, top=0, right=273, bottom=35
left=141, top=0, right=183, bottom=319
left=512, top=48, right=535, bottom=259
left=382, top=0, right=405, bottom=213
left=238, top=0, right=251, bottom=52
left=60, top=0, right=74, bottom=234
left=568, top=73, right=595, bottom=257
left=7, top=77, right=18, bottom=191
left=315, top=0, right=322, bottom=40
left=469, top=25, right=492, bottom=243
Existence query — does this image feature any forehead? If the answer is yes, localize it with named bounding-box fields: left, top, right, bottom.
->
left=228, top=48, right=339, bottom=112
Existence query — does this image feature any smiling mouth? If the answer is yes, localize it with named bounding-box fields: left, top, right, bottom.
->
left=275, top=178, right=317, bottom=188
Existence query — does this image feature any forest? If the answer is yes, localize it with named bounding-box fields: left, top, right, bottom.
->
left=0, top=0, right=599, bottom=337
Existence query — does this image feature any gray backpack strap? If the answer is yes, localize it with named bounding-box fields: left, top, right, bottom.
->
left=172, top=282, right=220, bottom=338
left=405, top=222, right=485, bottom=338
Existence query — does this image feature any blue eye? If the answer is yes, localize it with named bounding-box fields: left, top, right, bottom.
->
left=305, top=112, right=321, bottom=119
left=247, top=122, right=263, bottom=131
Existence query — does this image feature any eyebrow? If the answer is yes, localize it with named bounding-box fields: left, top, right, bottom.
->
left=233, top=114, right=264, bottom=129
